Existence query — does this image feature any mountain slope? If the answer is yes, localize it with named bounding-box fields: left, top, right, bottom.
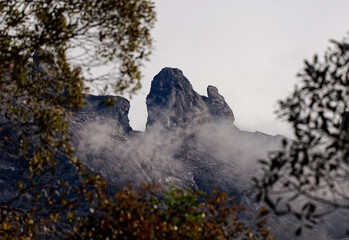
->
left=70, top=68, right=335, bottom=240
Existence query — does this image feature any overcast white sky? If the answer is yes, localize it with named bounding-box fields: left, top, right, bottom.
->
left=124, top=1, right=349, bottom=137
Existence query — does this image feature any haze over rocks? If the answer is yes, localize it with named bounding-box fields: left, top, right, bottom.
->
left=70, top=68, right=339, bottom=239
left=72, top=67, right=280, bottom=192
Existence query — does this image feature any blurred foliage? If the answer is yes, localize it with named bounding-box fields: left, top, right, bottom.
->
left=73, top=184, right=273, bottom=240
left=254, top=35, right=349, bottom=236
left=0, top=0, right=156, bottom=95
left=0, top=0, right=155, bottom=238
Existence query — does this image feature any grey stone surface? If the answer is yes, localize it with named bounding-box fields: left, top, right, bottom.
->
left=73, top=94, right=132, bottom=133
left=202, top=85, right=235, bottom=122
left=146, top=67, right=236, bottom=130
left=146, top=67, right=213, bottom=130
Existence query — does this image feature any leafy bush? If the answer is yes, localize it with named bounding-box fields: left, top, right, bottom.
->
left=73, top=184, right=272, bottom=240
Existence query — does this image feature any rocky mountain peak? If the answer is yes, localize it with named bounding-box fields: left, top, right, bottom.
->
left=146, top=68, right=212, bottom=130
left=146, top=68, right=235, bottom=130
left=202, top=85, right=235, bottom=122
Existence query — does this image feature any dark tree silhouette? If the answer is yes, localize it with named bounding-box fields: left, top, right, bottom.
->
left=255, top=34, right=349, bottom=237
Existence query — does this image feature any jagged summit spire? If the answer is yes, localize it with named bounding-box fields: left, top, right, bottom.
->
left=148, top=68, right=191, bottom=96
left=156, top=67, right=186, bottom=79
left=146, top=68, right=235, bottom=130
left=146, top=68, right=211, bottom=129
left=203, top=86, right=235, bottom=122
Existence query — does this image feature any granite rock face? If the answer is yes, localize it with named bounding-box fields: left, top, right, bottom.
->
left=70, top=94, right=132, bottom=134
left=146, top=68, right=212, bottom=129
left=202, top=85, right=235, bottom=122
left=80, top=94, right=132, bottom=133
left=146, top=68, right=235, bottom=130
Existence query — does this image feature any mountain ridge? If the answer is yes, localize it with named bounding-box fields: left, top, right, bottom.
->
left=69, top=67, right=336, bottom=240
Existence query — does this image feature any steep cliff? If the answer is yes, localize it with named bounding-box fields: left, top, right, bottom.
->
left=146, top=68, right=212, bottom=129
left=146, top=68, right=235, bottom=130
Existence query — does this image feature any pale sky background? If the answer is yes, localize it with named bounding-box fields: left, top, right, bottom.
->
left=109, top=1, right=349, bottom=137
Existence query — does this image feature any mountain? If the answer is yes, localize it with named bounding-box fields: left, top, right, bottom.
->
left=69, top=67, right=333, bottom=239
left=0, top=67, right=341, bottom=239
left=146, top=68, right=234, bottom=129
left=72, top=68, right=280, bottom=193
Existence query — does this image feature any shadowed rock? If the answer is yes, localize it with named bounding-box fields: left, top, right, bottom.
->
left=146, top=68, right=236, bottom=130
left=146, top=68, right=212, bottom=130
left=202, top=85, right=235, bottom=122
left=72, top=94, right=132, bottom=133
left=340, top=111, right=349, bottom=132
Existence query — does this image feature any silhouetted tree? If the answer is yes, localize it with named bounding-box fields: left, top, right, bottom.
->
left=255, top=34, right=349, bottom=237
